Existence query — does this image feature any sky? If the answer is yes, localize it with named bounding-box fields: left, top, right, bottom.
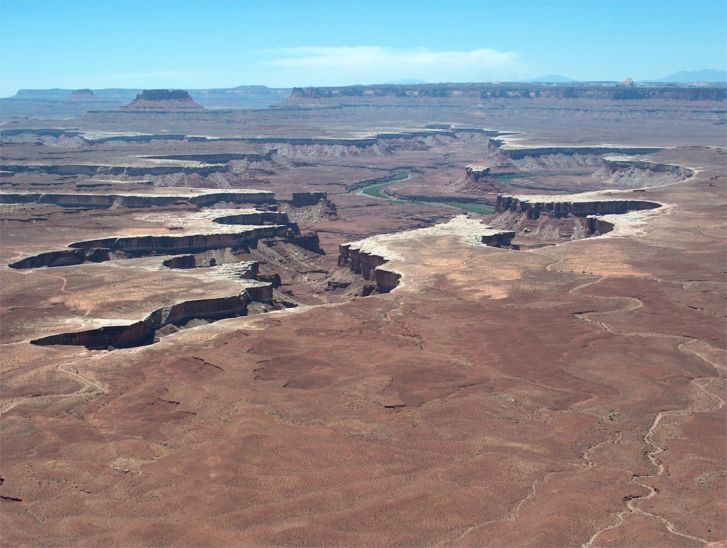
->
left=0, top=0, right=725, bottom=96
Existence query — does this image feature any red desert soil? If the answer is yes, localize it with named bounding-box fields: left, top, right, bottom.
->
left=0, top=91, right=725, bottom=546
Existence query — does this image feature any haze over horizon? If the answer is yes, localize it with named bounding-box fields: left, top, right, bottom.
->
left=1, top=0, right=725, bottom=97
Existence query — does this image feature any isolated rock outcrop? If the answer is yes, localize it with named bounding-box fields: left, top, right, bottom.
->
left=465, top=164, right=491, bottom=181
left=481, top=231, right=516, bottom=248
left=124, top=89, right=204, bottom=111
left=161, top=255, right=197, bottom=269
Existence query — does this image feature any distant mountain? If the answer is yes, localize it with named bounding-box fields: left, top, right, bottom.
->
left=384, top=79, right=428, bottom=85
left=521, top=74, right=574, bottom=83
left=651, top=69, right=727, bottom=83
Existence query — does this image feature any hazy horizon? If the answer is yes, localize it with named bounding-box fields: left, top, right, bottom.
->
left=1, top=0, right=725, bottom=97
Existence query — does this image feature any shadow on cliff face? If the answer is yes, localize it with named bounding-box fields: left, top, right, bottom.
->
left=31, top=285, right=276, bottom=350
left=488, top=196, right=661, bottom=248
left=9, top=208, right=322, bottom=270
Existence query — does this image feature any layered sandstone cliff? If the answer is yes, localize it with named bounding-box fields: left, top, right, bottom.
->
left=291, top=192, right=327, bottom=207
left=0, top=189, right=274, bottom=209
left=338, top=217, right=515, bottom=294
left=9, top=248, right=111, bottom=269
left=8, top=203, right=323, bottom=268
left=31, top=283, right=271, bottom=350
left=465, top=165, right=491, bottom=181
left=68, top=225, right=291, bottom=255
left=489, top=192, right=664, bottom=242
left=494, top=195, right=661, bottom=219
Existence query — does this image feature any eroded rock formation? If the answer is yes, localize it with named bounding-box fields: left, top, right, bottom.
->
left=481, top=230, right=516, bottom=248
left=124, top=89, right=204, bottom=111
left=338, top=243, right=401, bottom=293
left=495, top=195, right=661, bottom=219
left=503, top=146, right=662, bottom=160
left=8, top=201, right=325, bottom=269
left=9, top=248, right=111, bottom=269
left=31, top=286, right=270, bottom=350
left=338, top=244, right=388, bottom=280
left=465, top=165, right=491, bottom=181
left=291, top=192, right=327, bottom=207
left=288, top=231, right=323, bottom=253
left=69, top=226, right=291, bottom=255
left=0, top=163, right=227, bottom=177
left=489, top=194, right=662, bottom=244
left=338, top=218, right=519, bottom=293
left=213, top=211, right=290, bottom=226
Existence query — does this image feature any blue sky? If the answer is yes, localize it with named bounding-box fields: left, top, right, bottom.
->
left=0, top=0, right=725, bottom=96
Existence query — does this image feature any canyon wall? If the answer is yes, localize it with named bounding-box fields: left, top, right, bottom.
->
left=0, top=164, right=227, bottom=177
left=212, top=211, right=290, bottom=225
left=291, top=192, right=327, bottom=207
left=502, top=147, right=661, bottom=160
left=68, top=226, right=291, bottom=254
left=338, top=243, right=400, bottom=294
left=494, top=195, right=661, bottom=219
left=31, top=290, right=262, bottom=350
left=0, top=190, right=275, bottom=209
left=9, top=248, right=111, bottom=269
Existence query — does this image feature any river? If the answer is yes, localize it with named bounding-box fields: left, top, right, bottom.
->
left=354, top=170, right=495, bottom=215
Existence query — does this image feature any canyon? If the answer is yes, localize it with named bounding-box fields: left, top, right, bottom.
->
left=0, top=83, right=725, bottom=547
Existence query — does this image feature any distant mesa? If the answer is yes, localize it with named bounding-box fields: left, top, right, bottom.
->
left=124, top=89, right=204, bottom=111
left=68, top=89, right=96, bottom=101
left=287, top=82, right=727, bottom=104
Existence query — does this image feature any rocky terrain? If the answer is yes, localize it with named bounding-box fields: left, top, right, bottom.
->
left=0, top=85, right=725, bottom=546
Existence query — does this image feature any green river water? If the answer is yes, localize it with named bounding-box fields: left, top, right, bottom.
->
left=355, top=170, right=495, bottom=215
